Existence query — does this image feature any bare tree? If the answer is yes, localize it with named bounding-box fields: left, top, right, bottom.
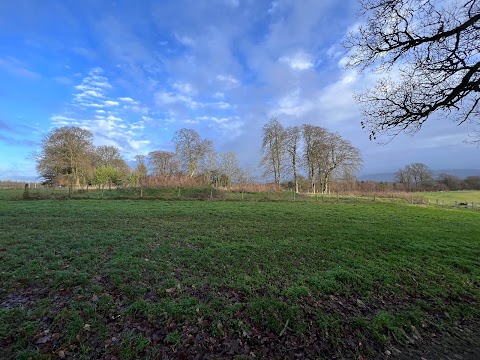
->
left=465, top=176, right=480, bottom=189
left=134, top=155, right=147, bottom=186
left=437, top=173, right=465, bottom=191
left=94, top=145, right=129, bottom=171
left=395, top=167, right=412, bottom=191
left=173, top=128, right=209, bottom=177
left=261, top=118, right=286, bottom=187
left=407, top=163, right=434, bottom=190
left=285, top=126, right=301, bottom=193
left=316, top=133, right=363, bottom=194
left=302, top=124, right=328, bottom=193
left=345, top=0, right=480, bottom=140
left=218, top=151, right=242, bottom=187
left=198, top=140, right=217, bottom=184
left=35, top=126, right=95, bottom=191
left=395, top=163, right=433, bottom=191
left=147, top=150, right=178, bottom=176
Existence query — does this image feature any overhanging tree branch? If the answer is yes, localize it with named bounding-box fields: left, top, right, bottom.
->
left=346, top=0, right=480, bottom=140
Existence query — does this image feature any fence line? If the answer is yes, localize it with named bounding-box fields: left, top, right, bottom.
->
left=2, top=186, right=479, bottom=210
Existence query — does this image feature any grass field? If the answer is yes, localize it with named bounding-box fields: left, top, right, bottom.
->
left=413, top=190, right=480, bottom=206
left=1, top=198, right=479, bottom=359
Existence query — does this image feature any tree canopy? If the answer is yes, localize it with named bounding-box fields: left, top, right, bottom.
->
left=36, top=126, right=95, bottom=188
left=346, top=0, right=480, bottom=140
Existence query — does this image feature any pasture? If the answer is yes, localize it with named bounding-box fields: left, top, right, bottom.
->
left=413, top=190, right=480, bottom=207
left=1, top=197, right=479, bottom=359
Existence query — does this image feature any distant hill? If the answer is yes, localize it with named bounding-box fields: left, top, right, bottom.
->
left=434, top=169, right=480, bottom=179
left=357, top=173, right=396, bottom=182
left=358, top=169, right=480, bottom=182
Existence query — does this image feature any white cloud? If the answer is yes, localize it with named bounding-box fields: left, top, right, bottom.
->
left=155, top=92, right=178, bottom=105
left=130, top=121, right=145, bottom=130
left=124, top=104, right=150, bottom=114
left=154, top=91, right=199, bottom=109
left=279, top=51, right=314, bottom=70
left=211, top=101, right=231, bottom=109
left=216, top=74, right=240, bottom=88
left=197, top=116, right=229, bottom=123
left=273, top=89, right=313, bottom=118
left=83, top=103, right=104, bottom=108
left=50, top=115, right=76, bottom=122
left=118, top=97, right=136, bottom=103
left=175, top=33, right=195, bottom=47
left=128, top=139, right=151, bottom=149
left=173, top=81, right=195, bottom=95
left=48, top=67, right=157, bottom=159
left=83, top=90, right=104, bottom=98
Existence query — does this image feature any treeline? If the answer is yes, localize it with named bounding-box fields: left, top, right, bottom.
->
left=260, top=118, right=362, bottom=194
left=394, top=163, right=480, bottom=191
left=29, top=126, right=480, bottom=194
left=34, top=126, right=253, bottom=192
left=34, top=122, right=363, bottom=193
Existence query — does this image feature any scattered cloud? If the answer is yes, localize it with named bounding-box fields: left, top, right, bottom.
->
left=172, top=81, right=195, bottom=95
left=175, top=33, right=195, bottom=48
left=118, top=97, right=136, bottom=103
left=216, top=74, right=240, bottom=88
left=50, top=115, right=76, bottom=122
left=49, top=68, right=157, bottom=157
left=279, top=51, right=314, bottom=70
left=1, top=1, right=477, bottom=180
left=154, top=91, right=200, bottom=109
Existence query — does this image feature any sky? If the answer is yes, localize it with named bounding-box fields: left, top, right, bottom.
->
left=0, top=0, right=478, bottom=181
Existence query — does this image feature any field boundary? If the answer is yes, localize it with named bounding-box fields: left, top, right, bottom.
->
left=2, top=187, right=479, bottom=211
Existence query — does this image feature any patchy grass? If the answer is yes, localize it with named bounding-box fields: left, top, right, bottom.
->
left=0, top=199, right=479, bottom=358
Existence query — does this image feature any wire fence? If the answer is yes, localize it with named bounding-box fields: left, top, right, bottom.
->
left=2, top=186, right=478, bottom=211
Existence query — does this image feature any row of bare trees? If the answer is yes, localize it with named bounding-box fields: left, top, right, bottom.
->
left=34, top=123, right=363, bottom=193
left=38, top=126, right=480, bottom=194
left=34, top=126, right=251, bottom=191
left=145, top=128, right=249, bottom=188
left=395, top=162, right=480, bottom=191
left=261, top=118, right=363, bottom=193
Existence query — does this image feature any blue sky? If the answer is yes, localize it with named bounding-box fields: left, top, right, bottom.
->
left=0, top=0, right=478, bottom=181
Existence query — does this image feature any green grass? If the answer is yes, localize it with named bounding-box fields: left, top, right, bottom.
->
left=413, top=190, right=480, bottom=206
left=0, top=199, right=479, bottom=358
